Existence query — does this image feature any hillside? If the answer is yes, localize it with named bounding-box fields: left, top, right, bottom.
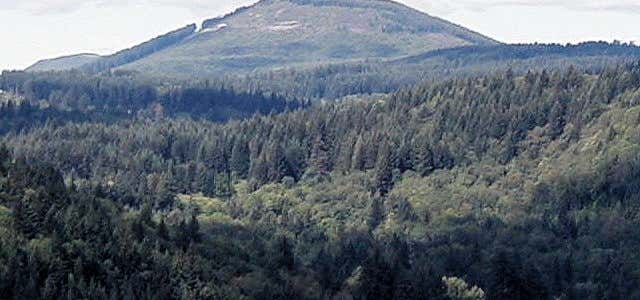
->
left=26, top=53, right=101, bottom=72
left=122, top=0, right=496, bottom=76
left=27, top=0, right=497, bottom=76
left=7, top=0, right=640, bottom=298
left=227, top=41, right=640, bottom=99
left=26, top=25, right=196, bottom=74
left=3, top=64, right=640, bottom=298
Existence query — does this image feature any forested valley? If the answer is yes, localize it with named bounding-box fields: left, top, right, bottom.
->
left=2, top=62, right=640, bottom=299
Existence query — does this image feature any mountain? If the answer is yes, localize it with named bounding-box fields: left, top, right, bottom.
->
left=26, top=53, right=100, bottom=72
left=27, top=0, right=497, bottom=76
left=26, top=25, right=197, bottom=74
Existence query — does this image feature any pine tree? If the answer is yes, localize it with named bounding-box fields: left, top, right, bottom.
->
left=140, top=202, right=154, bottom=226
left=157, top=217, right=169, bottom=241
left=249, top=151, right=269, bottom=186
left=277, top=236, right=295, bottom=271
left=374, top=140, right=394, bottom=196
left=265, top=140, right=288, bottom=182
left=335, top=135, right=355, bottom=174
left=230, top=138, right=250, bottom=178
left=303, top=134, right=331, bottom=181
left=200, top=170, right=216, bottom=198
left=154, top=176, right=175, bottom=209
left=368, top=197, right=384, bottom=230
left=361, top=245, right=394, bottom=300
left=174, top=219, right=190, bottom=250
left=214, top=172, right=233, bottom=197
left=0, top=143, right=9, bottom=175
left=13, top=199, right=40, bottom=238
left=352, top=136, right=366, bottom=171
left=187, top=214, right=201, bottom=243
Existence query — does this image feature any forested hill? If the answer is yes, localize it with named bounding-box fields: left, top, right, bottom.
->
left=26, top=0, right=496, bottom=76
left=2, top=63, right=640, bottom=298
left=21, top=0, right=640, bottom=102
left=26, top=25, right=197, bottom=73
left=229, top=41, right=640, bottom=99
left=25, top=41, right=640, bottom=102
left=0, top=70, right=304, bottom=134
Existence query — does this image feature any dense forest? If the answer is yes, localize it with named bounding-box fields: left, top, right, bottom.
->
left=25, top=41, right=640, bottom=101
left=206, top=42, right=640, bottom=100
left=0, top=70, right=303, bottom=134
left=2, top=62, right=640, bottom=299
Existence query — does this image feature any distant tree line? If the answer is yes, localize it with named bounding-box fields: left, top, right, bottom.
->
left=0, top=70, right=304, bottom=134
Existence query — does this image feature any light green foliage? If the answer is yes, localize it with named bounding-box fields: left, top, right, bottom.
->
left=442, top=276, right=485, bottom=300
left=181, top=172, right=374, bottom=240
left=178, top=193, right=237, bottom=225
left=0, top=205, right=10, bottom=225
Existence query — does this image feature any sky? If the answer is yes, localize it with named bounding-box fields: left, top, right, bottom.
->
left=1, top=0, right=640, bottom=71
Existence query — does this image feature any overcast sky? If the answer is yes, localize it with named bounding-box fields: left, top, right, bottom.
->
left=1, top=0, right=639, bottom=71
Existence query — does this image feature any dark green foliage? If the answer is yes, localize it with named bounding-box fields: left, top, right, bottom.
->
left=275, top=235, right=295, bottom=271
left=487, top=251, right=548, bottom=300
left=374, top=140, right=394, bottom=196
left=224, top=42, right=640, bottom=100
left=3, top=62, right=640, bottom=299
left=10, top=64, right=640, bottom=201
left=360, top=245, right=395, bottom=300
left=0, top=70, right=305, bottom=134
left=0, top=143, right=9, bottom=175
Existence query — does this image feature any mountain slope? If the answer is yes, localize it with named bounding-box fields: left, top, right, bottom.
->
left=28, top=0, right=497, bottom=76
left=121, top=0, right=496, bottom=76
left=27, top=54, right=101, bottom=72
left=26, top=25, right=197, bottom=73
left=80, top=24, right=197, bottom=74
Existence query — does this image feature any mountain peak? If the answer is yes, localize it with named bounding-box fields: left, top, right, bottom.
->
left=28, top=0, right=497, bottom=76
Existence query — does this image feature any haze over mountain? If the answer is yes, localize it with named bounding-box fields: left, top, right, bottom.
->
left=27, top=0, right=497, bottom=76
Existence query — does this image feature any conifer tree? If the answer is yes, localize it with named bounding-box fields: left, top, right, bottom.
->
left=374, top=140, right=394, bottom=196
left=230, top=138, right=250, bottom=178
left=187, top=214, right=201, bottom=243
left=303, top=134, right=331, bottom=181
left=157, top=217, right=169, bottom=241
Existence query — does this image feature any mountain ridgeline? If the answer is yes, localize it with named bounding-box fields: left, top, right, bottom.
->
left=27, top=24, right=197, bottom=73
